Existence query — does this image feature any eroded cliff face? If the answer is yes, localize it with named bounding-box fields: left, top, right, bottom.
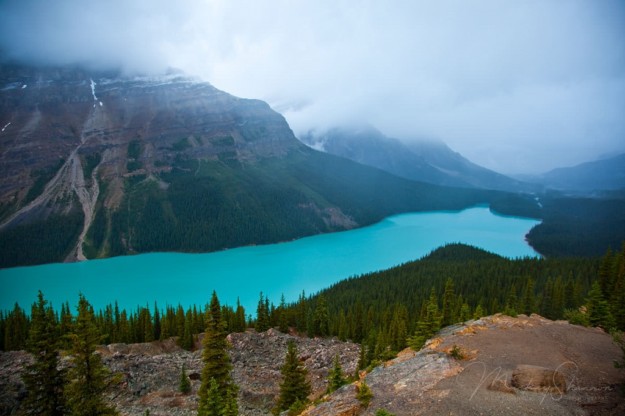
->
left=0, top=66, right=298, bottom=203
left=0, top=64, right=312, bottom=263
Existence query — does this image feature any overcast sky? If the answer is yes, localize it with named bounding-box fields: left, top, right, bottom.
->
left=1, top=0, right=624, bottom=174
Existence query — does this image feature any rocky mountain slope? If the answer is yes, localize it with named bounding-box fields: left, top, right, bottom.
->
left=299, top=125, right=534, bottom=192
left=1, top=315, right=622, bottom=416
left=0, top=64, right=511, bottom=268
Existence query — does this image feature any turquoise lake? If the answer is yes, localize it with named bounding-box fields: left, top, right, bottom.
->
left=0, top=206, right=540, bottom=314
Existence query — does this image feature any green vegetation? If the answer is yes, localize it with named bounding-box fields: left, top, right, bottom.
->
left=64, top=294, right=119, bottom=416
left=0, top=211, right=83, bottom=268
left=326, top=355, right=347, bottom=394
left=21, top=291, right=66, bottom=416
left=527, top=195, right=625, bottom=257
left=83, top=152, right=102, bottom=180
left=198, top=291, right=238, bottom=416
left=126, top=140, right=142, bottom=171
left=23, top=158, right=65, bottom=205
left=274, top=340, right=311, bottom=415
left=356, top=380, right=373, bottom=408
left=179, top=364, right=191, bottom=394
left=171, top=137, right=192, bottom=151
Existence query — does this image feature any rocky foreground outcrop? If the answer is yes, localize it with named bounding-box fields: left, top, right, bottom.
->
left=305, top=314, right=624, bottom=416
left=1, top=315, right=623, bottom=416
left=0, top=328, right=360, bottom=416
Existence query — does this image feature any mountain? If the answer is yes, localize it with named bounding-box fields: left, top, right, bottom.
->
left=299, top=125, right=534, bottom=192
left=0, top=63, right=506, bottom=268
left=520, top=153, right=625, bottom=193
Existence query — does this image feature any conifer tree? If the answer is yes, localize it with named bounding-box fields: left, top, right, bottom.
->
left=198, top=291, right=238, bottom=416
left=408, top=288, right=441, bottom=350
left=356, top=379, right=373, bottom=408
left=313, top=295, right=330, bottom=337
left=473, top=304, right=485, bottom=319
left=586, top=281, right=616, bottom=330
left=64, top=294, right=118, bottom=416
left=442, top=278, right=456, bottom=326
left=522, top=278, right=535, bottom=315
left=255, top=292, right=270, bottom=332
left=326, top=354, right=347, bottom=394
left=179, top=363, right=191, bottom=395
left=153, top=303, right=161, bottom=341
left=3, top=303, right=28, bottom=351
left=181, top=309, right=194, bottom=350
left=275, top=340, right=311, bottom=414
left=278, top=294, right=289, bottom=333
left=232, top=298, right=247, bottom=333
left=21, top=291, right=65, bottom=416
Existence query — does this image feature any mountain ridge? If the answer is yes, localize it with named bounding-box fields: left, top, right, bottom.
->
left=518, top=153, right=625, bottom=193
left=299, top=124, right=535, bottom=192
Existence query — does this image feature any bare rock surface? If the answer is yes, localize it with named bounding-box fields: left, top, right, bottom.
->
left=510, top=364, right=568, bottom=393
left=0, top=329, right=359, bottom=416
left=307, top=314, right=624, bottom=416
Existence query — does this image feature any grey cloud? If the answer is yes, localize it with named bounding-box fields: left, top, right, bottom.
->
left=1, top=0, right=624, bottom=173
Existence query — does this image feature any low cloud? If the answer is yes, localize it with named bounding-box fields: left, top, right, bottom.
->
left=1, top=0, right=624, bottom=173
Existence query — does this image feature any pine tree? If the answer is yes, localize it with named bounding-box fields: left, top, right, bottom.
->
left=586, top=281, right=616, bottom=330
left=278, top=294, right=289, bottom=333
left=275, top=340, right=311, bottom=414
left=153, top=303, right=161, bottom=341
left=179, top=363, right=191, bottom=395
left=522, top=278, right=535, bottom=315
left=408, top=288, right=441, bottom=350
left=181, top=309, right=194, bottom=350
left=3, top=303, right=28, bottom=351
left=473, top=304, right=485, bottom=319
left=313, top=295, right=330, bottom=337
left=255, top=292, right=270, bottom=332
left=441, top=278, right=456, bottom=326
left=388, top=304, right=408, bottom=352
left=503, top=285, right=518, bottom=317
left=198, top=291, right=238, bottom=416
left=232, top=298, right=247, bottom=333
left=64, top=294, right=118, bottom=416
left=326, top=354, right=347, bottom=394
left=356, top=379, right=373, bottom=408
left=21, top=291, right=65, bottom=416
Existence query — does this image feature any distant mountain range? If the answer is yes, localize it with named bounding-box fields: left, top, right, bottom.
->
left=517, top=153, right=625, bottom=193
left=299, top=125, right=535, bottom=192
